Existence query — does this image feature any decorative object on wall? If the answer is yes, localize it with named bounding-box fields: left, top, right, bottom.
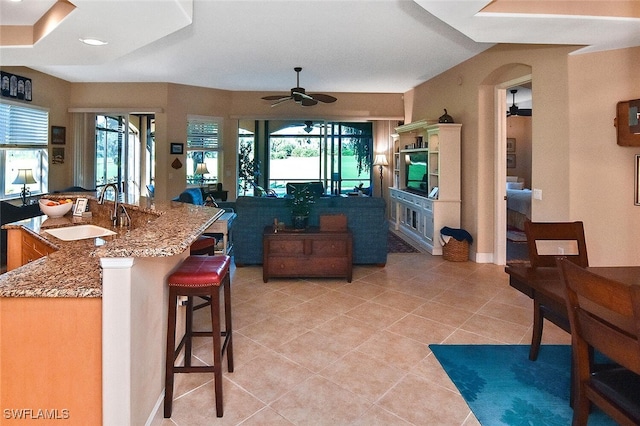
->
left=615, top=100, right=640, bottom=146
left=170, top=143, right=184, bottom=154
left=1, top=71, right=32, bottom=102
left=506, top=138, right=516, bottom=152
left=635, top=155, right=639, bottom=206
left=52, top=148, right=64, bottom=164
left=171, top=158, right=182, bottom=169
left=506, top=154, right=516, bottom=168
left=51, top=126, right=66, bottom=145
left=261, top=67, right=337, bottom=107
left=373, top=154, right=388, bottom=197
left=13, top=169, right=36, bottom=206
left=438, top=109, right=454, bottom=123
left=630, top=99, right=640, bottom=134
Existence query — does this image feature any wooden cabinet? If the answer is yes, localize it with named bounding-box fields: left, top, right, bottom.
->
left=390, top=122, right=461, bottom=255
left=7, top=228, right=57, bottom=271
left=263, top=227, right=352, bottom=282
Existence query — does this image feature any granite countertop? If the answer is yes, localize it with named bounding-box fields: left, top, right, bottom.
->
left=0, top=195, right=223, bottom=298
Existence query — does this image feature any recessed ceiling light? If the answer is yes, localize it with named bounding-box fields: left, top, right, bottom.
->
left=80, top=38, right=107, bottom=46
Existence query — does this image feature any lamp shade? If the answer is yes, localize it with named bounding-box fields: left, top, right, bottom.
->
left=195, top=162, right=210, bottom=175
left=373, top=154, right=388, bottom=166
left=13, top=169, right=37, bottom=185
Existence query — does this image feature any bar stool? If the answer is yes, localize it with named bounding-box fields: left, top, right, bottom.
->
left=189, top=235, right=217, bottom=255
left=164, top=255, right=233, bottom=418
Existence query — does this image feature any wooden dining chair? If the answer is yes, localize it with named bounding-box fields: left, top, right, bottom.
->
left=557, top=258, right=640, bottom=426
left=524, top=220, right=589, bottom=360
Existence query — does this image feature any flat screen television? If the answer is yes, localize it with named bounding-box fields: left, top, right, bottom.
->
left=405, top=151, right=428, bottom=194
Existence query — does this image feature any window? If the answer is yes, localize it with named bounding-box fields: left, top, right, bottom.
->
left=186, top=116, right=221, bottom=186
left=239, top=120, right=372, bottom=197
left=95, top=114, right=141, bottom=201
left=0, top=101, right=49, bottom=200
left=238, top=127, right=256, bottom=195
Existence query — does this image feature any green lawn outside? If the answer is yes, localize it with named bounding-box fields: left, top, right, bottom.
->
left=268, top=155, right=371, bottom=194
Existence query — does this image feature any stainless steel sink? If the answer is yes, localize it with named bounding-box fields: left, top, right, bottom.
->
left=44, top=224, right=117, bottom=241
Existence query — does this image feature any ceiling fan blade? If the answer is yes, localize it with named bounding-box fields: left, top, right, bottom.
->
left=301, top=98, right=318, bottom=106
left=292, top=90, right=313, bottom=100
left=309, top=93, right=337, bottom=103
left=270, top=97, right=293, bottom=107
left=518, top=109, right=532, bottom=116
left=262, top=95, right=289, bottom=101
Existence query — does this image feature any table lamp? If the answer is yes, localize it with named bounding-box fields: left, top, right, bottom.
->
left=372, top=154, right=388, bottom=197
left=13, top=168, right=37, bottom=206
left=195, top=162, right=209, bottom=186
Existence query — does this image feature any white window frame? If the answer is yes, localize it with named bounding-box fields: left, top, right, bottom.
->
left=186, top=115, right=222, bottom=186
left=0, top=100, right=49, bottom=200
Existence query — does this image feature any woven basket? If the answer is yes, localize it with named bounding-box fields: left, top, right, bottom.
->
left=441, top=237, right=469, bottom=262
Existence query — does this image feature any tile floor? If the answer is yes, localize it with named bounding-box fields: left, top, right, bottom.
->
left=152, top=251, right=570, bottom=425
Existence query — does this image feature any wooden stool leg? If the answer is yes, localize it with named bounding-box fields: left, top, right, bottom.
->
left=185, top=296, right=194, bottom=367
left=224, top=274, right=234, bottom=373
left=211, top=287, right=223, bottom=417
left=164, top=287, right=178, bottom=418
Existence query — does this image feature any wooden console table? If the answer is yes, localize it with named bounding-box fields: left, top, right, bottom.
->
left=262, top=226, right=353, bottom=283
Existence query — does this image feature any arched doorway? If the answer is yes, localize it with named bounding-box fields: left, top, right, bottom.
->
left=479, top=63, right=532, bottom=265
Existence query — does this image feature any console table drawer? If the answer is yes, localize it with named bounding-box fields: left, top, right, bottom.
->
left=266, top=257, right=350, bottom=277
left=266, top=239, right=305, bottom=255
left=311, top=239, right=348, bottom=255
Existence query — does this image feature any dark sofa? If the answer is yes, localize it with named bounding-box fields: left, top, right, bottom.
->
left=218, top=196, right=387, bottom=266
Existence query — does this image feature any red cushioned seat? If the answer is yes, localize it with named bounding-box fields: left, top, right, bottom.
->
left=168, top=255, right=230, bottom=287
left=189, top=235, right=217, bottom=255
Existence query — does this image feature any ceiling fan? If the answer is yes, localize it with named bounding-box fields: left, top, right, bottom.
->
left=507, top=89, right=532, bottom=117
left=262, top=67, right=337, bottom=107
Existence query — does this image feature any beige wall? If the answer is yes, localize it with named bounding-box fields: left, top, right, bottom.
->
left=567, top=47, right=640, bottom=266
left=404, top=44, right=639, bottom=266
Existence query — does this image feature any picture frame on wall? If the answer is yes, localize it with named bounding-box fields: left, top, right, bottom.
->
left=170, top=143, right=184, bottom=155
left=1, top=71, right=32, bottom=102
left=52, top=147, right=65, bottom=164
left=506, top=154, right=516, bottom=168
left=51, top=126, right=66, bottom=145
left=506, top=138, right=516, bottom=152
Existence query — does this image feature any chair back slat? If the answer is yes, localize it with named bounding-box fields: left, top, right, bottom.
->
left=525, top=221, right=589, bottom=268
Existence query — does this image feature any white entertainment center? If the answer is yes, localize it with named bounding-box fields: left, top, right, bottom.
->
left=390, top=122, right=462, bottom=255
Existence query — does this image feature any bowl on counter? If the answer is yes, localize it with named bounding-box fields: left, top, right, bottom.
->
left=39, top=198, right=74, bottom=218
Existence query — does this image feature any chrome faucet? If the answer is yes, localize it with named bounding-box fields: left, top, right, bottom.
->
left=98, top=183, right=130, bottom=227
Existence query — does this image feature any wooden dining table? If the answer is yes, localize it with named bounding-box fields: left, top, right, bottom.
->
left=506, top=264, right=640, bottom=336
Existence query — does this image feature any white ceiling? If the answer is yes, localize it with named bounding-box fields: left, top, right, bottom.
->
left=1, top=0, right=639, bottom=97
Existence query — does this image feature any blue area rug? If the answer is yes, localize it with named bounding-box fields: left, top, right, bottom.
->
left=429, top=344, right=616, bottom=426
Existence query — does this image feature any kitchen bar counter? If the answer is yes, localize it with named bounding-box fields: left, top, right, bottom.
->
left=0, top=194, right=223, bottom=426
left=0, top=196, right=222, bottom=298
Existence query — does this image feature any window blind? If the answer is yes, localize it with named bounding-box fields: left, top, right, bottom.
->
left=187, top=119, right=219, bottom=150
left=0, top=102, right=49, bottom=146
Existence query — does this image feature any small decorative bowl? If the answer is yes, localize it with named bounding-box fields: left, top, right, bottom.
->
left=39, top=199, right=74, bottom=218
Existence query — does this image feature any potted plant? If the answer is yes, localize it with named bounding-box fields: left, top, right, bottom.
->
left=287, top=184, right=315, bottom=229
left=238, top=143, right=260, bottom=195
